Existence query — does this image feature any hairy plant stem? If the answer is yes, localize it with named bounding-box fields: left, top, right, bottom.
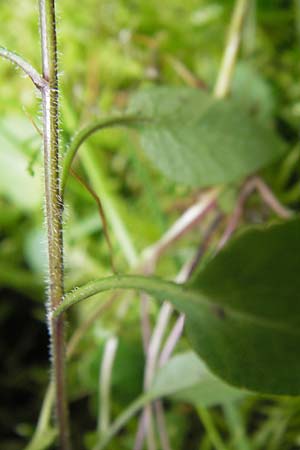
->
left=0, top=46, right=46, bottom=89
left=28, top=191, right=217, bottom=446
left=39, top=1, right=70, bottom=449
left=53, top=274, right=203, bottom=318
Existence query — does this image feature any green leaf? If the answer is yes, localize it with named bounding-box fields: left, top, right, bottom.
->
left=58, top=218, right=300, bottom=395
left=151, top=351, right=245, bottom=406
left=129, top=86, right=284, bottom=187
left=93, top=352, right=243, bottom=450
left=186, top=218, right=300, bottom=396
left=232, top=62, right=275, bottom=123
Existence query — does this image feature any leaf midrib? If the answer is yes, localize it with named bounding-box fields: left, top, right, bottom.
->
left=55, top=274, right=300, bottom=337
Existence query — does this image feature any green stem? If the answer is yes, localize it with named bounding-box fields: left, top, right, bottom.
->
left=24, top=383, right=56, bottom=450
left=223, top=402, right=252, bottom=450
left=62, top=114, right=146, bottom=267
left=214, top=0, right=250, bottom=99
left=79, top=145, right=139, bottom=266
left=197, top=407, right=227, bottom=450
left=39, top=1, right=70, bottom=449
left=61, top=113, right=146, bottom=194
left=25, top=295, right=117, bottom=450
left=52, top=274, right=202, bottom=318
left=92, top=395, right=149, bottom=450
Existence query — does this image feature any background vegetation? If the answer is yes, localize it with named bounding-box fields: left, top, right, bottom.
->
left=1, top=1, right=300, bottom=449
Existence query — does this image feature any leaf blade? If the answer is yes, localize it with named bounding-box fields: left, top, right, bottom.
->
left=59, top=219, right=300, bottom=395
left=129, top=87, right=285, bottom=186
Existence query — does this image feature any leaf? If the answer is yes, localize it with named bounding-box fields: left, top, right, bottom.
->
left=186, top=218, right=300, bottom=396
left=150, top=351, right=206, bottom=398
left=232, top=62, right=275, bottom=123
left=93, top=351, right=244, bottom=450
left=128, top=86, right=284, bottom=187
left=59, top=218, right=300, bottom=395
left=151, top=351, right=245, bottom=406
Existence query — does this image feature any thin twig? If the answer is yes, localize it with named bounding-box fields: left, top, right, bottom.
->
left=23, top=107, right=43, bottom=137
left=141, top=188, right=220, bottom=270
left=214, top=0, right=250, bottom=99
left=253, top=176, right=292, bottom=219
left=183, top=212, right=224, bottom=277
left=93, top=396, right=148, bottom=450
left=139, top=262, right=156, bottom=356
left=138, top=189, right=219, bottom=396
left=144, top=406, right=157, bottom=450
left=145, top=214, right=222, bottom=450
left=134, top=404, right=157, bottom=450
left=140, top=292, right=152, bottom=354
left=154, top=402, right=172, bottom=450
left=144, top=302, right=174, bottom=391
left=218, top=176, right=292, bottom=250
left=137, top=188, right=219, bottom=368
left=98, top=337, right=119, bottom=435
left=134, top=414, right=147, bottom=450
left=136, top=190, right=219, bottom=450
left=217, top=179, right=255, bottom=250
left=136, top=212, right=222, bottom=450
left=158, top=314, right=185, bottom=368
left=166, top=55, right=207, bottom=89
left=70, top=168, right=116, bottom=273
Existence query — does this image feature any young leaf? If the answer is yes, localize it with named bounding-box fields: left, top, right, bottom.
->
left=58, top=219, right=300, bottom=396
left=151, top=351, right=245, bottom=406
left=129, top=87, right=284, bottom=187
left=94, top=351, right=244, bottom=450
